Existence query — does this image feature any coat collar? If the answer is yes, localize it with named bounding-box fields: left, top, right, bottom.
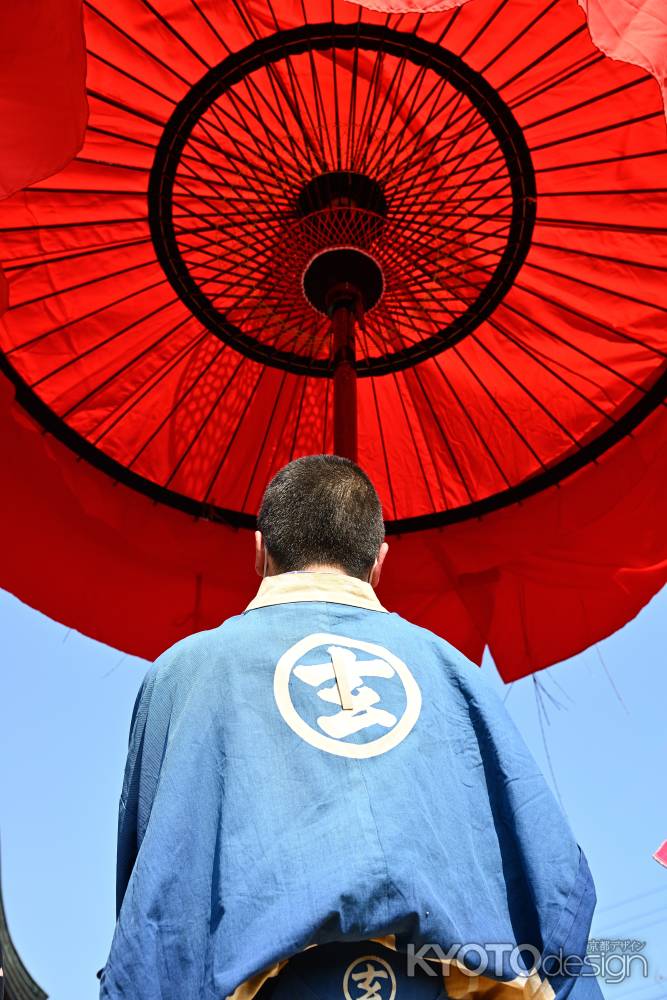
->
left=245, top=571, right=387, bottom=614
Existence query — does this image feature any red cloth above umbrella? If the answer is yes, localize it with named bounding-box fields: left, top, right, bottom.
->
left=0, top=0, right=665, bottom=679
left=0, top=0, right=87, bottom=316
left=0, top=1, right=87, bottom=200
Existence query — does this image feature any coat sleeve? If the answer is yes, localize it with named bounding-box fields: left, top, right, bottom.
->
left=115, top=669, right=154, bottom=916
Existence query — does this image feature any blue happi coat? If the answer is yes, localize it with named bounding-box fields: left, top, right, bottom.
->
left=100, top=572, right=603, bottom=1000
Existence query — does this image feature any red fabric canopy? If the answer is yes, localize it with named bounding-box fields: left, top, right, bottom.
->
left=0, top=0, right=665, bottom=679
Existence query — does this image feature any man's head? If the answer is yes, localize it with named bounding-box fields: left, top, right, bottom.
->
left=255, top=455, right=388, bottom=586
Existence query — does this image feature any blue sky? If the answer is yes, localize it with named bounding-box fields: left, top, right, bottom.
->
left=1, top=583, right=666, bottom=1000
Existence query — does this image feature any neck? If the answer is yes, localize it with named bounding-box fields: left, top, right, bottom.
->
left=265, top=563, right=349, bottom=578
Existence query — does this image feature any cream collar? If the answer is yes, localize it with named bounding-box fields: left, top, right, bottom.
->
left=245, top=571, right=387, bottom=614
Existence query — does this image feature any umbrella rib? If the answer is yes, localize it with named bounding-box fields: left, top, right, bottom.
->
left=6, top=275, right=168, bottom=357
left=239, top=368, right=291, bottom=512
left=496, top=24, right=587, bottom=95
left=523, top=257, right=667, bottom=314
left=351, top=13, right=395, bottom=175
left=344, top=5, right=363, bottom=169
left=88, top=325, right=213, bottom=446
left=29, top=290, right=181, bottom=388
left=370, top=376, right=399, bottom=519
left=83, top=1, right=192, bottom=88
left=433, top=353, right=514, bottom=489
left=486, top=316, right=622, bottom=424
left=531, top=238, right=667, bottom=274
left=412, top=364, right=476, bottom=506
left=126, top=340, right=231, bottom=470
left=391, top=371, right=440, bottom=514
left=201, top=366, right=272, bottom=505
left=63, top=313, right=197, bottom=426
left=400, top=368, right=452, bottom=510
left=137, top=0, right=210, bottom=70
left=452, top=343, right=547, bottom=469
left=10, top=256, right=156, bottom=311
left=265, top=2, right=329, bottom=175
left=163, top=354, right=251, bottom=490
left=298, top=0, right=336, bottom=169
left=1, top=235, right=154, bottom=276
left=478, top=0, right=560, bottom=76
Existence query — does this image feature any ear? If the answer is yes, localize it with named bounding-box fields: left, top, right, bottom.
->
left=254, top=530, right=266, bottom=578
left=369, top=541, right=389, bottom=589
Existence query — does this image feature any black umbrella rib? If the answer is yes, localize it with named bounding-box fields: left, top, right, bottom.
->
left=239, top=368, right=291, bottom=512
left=9, top=255, right=156, bottom=311
left=534, top=149, right=667, bottom=173
left=371, top=64, right=467, bottom=185
left=523, top=257, right=667, bottom=314
left=87, top=47, right=179, bottom=108
left=163, top=354, right=251, bottom=491
left=496, top=24, right=587, bottom=95
left=226, top=0, right=320, bottom=176
left=510, top=53, right=604, bottom=113
left=6, top=275, right=167, bottom=356
left=138, top=0, right=210, bottom=70
left=201, top=366, right=269, bottom=504
left=390, top=371, right=440, bottom=515
left=62, top=312, right=196, bottom=424
left=29, top=290, right=180, bottom=389
left=411, top=363, right=477, bottom=506
left=532, top=110, right=663, bottom=151
left=298, top=0, right=336, bottom=169
left=433, top=352, right=515, bottom=490
left=186, top=0, right=232, bottom=54
left=351, top=14, right=397, bottom=175
left=406, top=92, right=660, bottom=184
left=507, top=284, right=667, bottom=365
left=126, top=340, right=232, bottom=471
left=83, top=1, right=193, bottom=88
left=535, top=216, right=667, bottom=234
left=539, top=186, right=667, bottom=197
left=487, top=316, right=622, bottom=424
left=478, top=0, right=561, bottom=76
left=1, top=235, right=154, bottom=275
left=401, top=233, right=659, bottom=411
left=89, top=325, right=212, bottom=446
left=425, top=238, right=667, bottom=367
left=370, top=377, right=399, bottom=519
left=524, top=75, right=653, bottom=133
left=20, top=258, right=217, bottom=385
left=531, top=239, right=667, bottom=273
left=344, top=5, right=362, bottom=169
left=452, top=342, right=547, bottom=470
left=0, top=216, right=148, bottom=233
left=399, top=367, right=452, bottom=511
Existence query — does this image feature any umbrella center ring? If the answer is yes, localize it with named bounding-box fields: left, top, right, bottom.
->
left=149, top=23, right=536, bottom=377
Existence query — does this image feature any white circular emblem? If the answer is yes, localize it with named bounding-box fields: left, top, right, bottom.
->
left=343, top=954, right=397, bottom=1000
left=274, top=632, right=421, bottom=759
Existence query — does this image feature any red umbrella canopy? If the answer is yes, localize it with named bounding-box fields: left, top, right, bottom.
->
left=0, top=0, right=665, bottom=679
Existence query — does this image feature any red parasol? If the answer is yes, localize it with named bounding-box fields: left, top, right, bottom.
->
left=0, top=0, right=665, bottom=680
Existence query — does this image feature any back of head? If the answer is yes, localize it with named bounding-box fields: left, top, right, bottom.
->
left=257, top=455, right=385, bottom=580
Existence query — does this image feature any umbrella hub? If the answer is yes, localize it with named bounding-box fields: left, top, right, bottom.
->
left=297, top=171, right=387, bottom=318
left=302, top=248, right=383, bottom=317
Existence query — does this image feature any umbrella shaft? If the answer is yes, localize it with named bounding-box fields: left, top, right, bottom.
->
left=332, top=305, right=357, bottom=462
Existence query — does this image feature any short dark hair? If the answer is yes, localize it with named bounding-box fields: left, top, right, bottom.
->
left=257, top=455, right=385, bottom=580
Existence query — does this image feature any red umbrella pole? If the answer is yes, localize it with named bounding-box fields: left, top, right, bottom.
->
left=331, top=302, right=358, bottom=462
